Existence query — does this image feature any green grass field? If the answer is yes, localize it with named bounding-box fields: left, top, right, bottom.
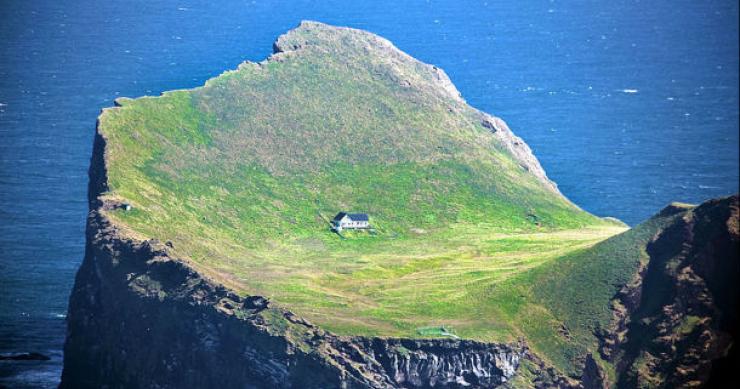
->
left=96, top=22, right=657, bottom=377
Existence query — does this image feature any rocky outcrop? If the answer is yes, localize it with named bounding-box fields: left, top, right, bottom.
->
left=479, top=114, right=563, bottom=196
left=0, top=352, right=51, bottom=361
left=597, top=195, right=739, bottom=388
left=60, top=127, right=528, bottom=388
left=580, top=354, right=607, bottom=389
left=272, top=21, right=464, bottom=105
left=351, top=338, right=521, bottom=387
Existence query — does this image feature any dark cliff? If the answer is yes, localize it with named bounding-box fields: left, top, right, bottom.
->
left=598, top=196, right=739, bottom=388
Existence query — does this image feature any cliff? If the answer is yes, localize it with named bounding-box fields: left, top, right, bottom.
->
left=599, top=196, right=739, bottom=387
left=525, top=195, right=739, bottom=388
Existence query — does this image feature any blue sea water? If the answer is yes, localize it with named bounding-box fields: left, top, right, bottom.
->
left=0, top=0, right=737, bottom=386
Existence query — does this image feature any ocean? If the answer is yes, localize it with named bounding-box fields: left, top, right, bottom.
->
left=0, top=0, right=737, bottom=387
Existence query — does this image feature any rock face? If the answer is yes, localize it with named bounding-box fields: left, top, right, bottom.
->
left=352, top=339, right=521, bottom=387
left=478, top=114, right=561, bottom=196
left=598, top=195, right=739, bottom=388
left=60, top=131, right=528, bottom=388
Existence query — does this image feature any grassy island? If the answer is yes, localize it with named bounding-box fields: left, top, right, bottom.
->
left=98, top=21, right=641, bottom=375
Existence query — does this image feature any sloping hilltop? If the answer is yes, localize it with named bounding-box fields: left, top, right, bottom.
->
left=96, top=21, right=622, bottom=340
left=62, top=22, right=738, bottom=388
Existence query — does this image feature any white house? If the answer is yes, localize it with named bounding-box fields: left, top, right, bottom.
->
left=331, top=212, right=370, bottom=231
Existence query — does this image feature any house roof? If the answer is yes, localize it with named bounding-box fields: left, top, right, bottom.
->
left=333, top=212, right=369, bottom=222
left=348, top=213, right=369, bottom=221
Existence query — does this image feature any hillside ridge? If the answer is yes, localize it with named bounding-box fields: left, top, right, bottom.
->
left=272, top=21, right=563, bottom=195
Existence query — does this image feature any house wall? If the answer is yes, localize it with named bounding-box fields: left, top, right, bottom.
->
left=339, top=219, right=368, bottom=229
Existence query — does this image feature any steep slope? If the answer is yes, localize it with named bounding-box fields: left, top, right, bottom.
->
left=608, top=195, right=739, bottom=387
left=497, top=195, right=738, bottom=387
